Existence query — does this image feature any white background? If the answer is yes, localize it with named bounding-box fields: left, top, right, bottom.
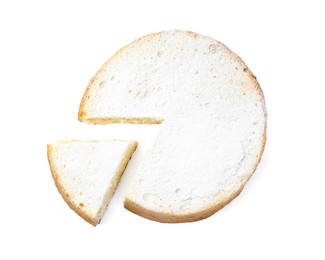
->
left=1, top=0, right=324, bottom=259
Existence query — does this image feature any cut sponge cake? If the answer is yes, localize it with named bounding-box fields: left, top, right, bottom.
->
left=78, top=30, right=267, bottom=223
left=47, top=140, right=137, bottom=226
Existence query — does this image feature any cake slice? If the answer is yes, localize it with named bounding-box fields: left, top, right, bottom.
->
left=47, top=140, right=137, bottom=226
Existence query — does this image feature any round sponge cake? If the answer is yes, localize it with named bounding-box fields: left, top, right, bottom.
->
left=79, top=30, right=267, bottom=223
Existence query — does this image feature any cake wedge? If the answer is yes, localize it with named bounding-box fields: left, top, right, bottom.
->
left=47, top=140, right=137, bottom=226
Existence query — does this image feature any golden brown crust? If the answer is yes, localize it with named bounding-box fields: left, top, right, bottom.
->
left=124, top=187, right=244, bottom=223
left=47, top=144, right=98, bottom=226
left=80, top=117, right=163, bottom=124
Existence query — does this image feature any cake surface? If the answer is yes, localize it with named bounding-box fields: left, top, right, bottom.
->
left=79, top=30, right=267, bottom=222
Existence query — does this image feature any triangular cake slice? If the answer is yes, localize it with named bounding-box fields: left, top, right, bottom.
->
left=47, top=140, right=137, bottom=226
